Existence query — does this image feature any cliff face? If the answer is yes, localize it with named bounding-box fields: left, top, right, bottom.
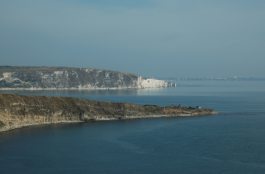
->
left=0, top=94, right=215, bottom=132
left=0, top=66, right=173, bottom=89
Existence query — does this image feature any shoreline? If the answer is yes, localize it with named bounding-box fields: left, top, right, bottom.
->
left=0, top=86, right=174, bottom=91
left=0, top=112, right=217, bottom=133
left=0, top=93, right=216, bottom=133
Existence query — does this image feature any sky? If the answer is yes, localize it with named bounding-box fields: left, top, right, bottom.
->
left=0, top=0, right=264, bottom=78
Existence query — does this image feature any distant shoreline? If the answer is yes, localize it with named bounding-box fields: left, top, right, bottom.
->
left=0, top=66, right=175, bottom=89
left=0, top=86, right=169, bottom=91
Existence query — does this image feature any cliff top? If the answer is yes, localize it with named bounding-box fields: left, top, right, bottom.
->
left=0, top=66, right=136, bottom=76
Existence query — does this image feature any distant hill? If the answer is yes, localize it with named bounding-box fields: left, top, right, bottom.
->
left=0, top=66, right=173, bottom=89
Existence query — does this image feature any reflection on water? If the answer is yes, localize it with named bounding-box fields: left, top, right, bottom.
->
left=1, top=80, right=265, bottom=98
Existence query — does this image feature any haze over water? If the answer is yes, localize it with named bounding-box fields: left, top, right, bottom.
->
left=1, top=0, right=265, bottom=77
left=1, top=80, right=265, bottom=174
left=1, top=0, right=265, bottom=173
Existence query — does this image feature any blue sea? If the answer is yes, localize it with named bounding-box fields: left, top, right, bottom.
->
left=1, top=80, right=265, bottom=174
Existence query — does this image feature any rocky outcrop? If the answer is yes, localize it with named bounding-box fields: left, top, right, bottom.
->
left=0, top=94, right=215, bottom=132
left=0, top=66, right=174, bottom=89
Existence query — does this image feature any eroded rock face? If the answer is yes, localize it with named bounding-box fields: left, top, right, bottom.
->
left=0, top=66, right=173, bottom=89
left=0, top=121, right=4, bottom=128
left=0, top=94, right=215, bottom=132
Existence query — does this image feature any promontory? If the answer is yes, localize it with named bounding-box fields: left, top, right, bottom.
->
left=0, top=66, right=175, bottom=89
left=0, top=94, right=216, bottom=132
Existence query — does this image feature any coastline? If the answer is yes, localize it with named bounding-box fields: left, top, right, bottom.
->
left=0, top=120, right=83, bottom=133
left=0, top=85, right=172, bottom=91
left=0, top=112, right=217, bottom=133
left=0, top=66, right=175, bottom=90
left=0, top=93, right=217, bottom=133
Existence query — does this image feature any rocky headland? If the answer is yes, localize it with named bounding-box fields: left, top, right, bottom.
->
left=0, top=94, right=216, bottom=132
left=0, top=66, right=175, bottom=89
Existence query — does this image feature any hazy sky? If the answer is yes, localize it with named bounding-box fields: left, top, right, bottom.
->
left=0, top=0, right=264, bottom=77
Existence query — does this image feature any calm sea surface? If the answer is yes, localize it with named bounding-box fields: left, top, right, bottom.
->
left=1, top=80, right=265, bottom=174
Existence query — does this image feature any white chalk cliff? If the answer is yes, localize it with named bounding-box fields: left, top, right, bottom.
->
left=0, top=66, right=174, bottom=89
